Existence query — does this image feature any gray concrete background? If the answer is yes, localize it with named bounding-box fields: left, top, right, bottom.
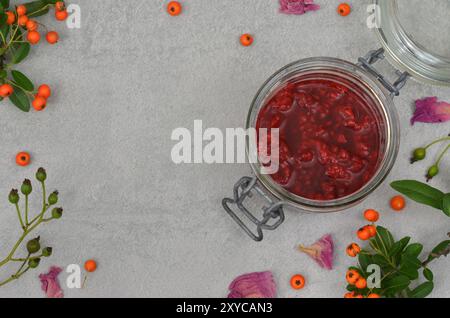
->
left=0, top=0, right=449, bottom=298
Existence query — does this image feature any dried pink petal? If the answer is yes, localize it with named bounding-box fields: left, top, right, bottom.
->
left=228, top=271, right=276, bottom=298
left=298, top=234, right=334, bottom=270
left=279, top=0, right=320, bottom=15
left=39, top=266, right=64, bottom=298
left=411, top=97, right=450, bottom=125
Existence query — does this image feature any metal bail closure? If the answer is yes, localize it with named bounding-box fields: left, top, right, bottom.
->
left=357, top=48, right=409, bottom=97
left=222, top=176, right=286, bottom=242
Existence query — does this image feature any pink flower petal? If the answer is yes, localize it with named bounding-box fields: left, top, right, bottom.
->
left=279, top=0, right=320, bottom=15
left=411, top=97, right=450, bottom=125
left=39, top=266, right=64, bottom=298
left=298, top=234, right=334, bottom=270
left=228, top=271, right=276, bottom=298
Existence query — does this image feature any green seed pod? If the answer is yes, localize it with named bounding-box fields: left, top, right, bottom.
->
left=48, top=191, right=59, bottom=205
left=42, top=247, right=53, bottom=257
left=36, top=167, right=47, bottom=182
left=427, top=165, right=439, bottom=181
left=8, top=189, right=19, bottom=204
left=26, top=237, right=41, bottom=254
left=28, top=258, right=41, bottom=269
left=411, top=148, right=426, bottom=163
left=52, top=207, right=63, bottom=219
left=20, top=179, right=32, bottom=195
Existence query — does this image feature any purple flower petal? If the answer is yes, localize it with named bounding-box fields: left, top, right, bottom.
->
left=411, top=97, right=450, bottom=125
left=298, top=234, right=334, bottom=270
left=228, top=271, right=276, bottom=298
left=39, top=266, right=64, bottom=298
left=279, top=0, right=320, bottom=15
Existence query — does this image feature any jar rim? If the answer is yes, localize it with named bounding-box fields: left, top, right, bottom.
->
left=374, top=0, right=450, bottom=86
left=246, top=57, right=400, bottom=212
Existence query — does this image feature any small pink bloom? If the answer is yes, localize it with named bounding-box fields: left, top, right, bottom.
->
left=411, top=97, right=450, bottom=125
left=39, top=266, right=64, bottom=298
left=228, top=271, right=276, bottom=298
left=298, top=234, right=334, bottom=270
left=279, top=0, right=320, bottom=15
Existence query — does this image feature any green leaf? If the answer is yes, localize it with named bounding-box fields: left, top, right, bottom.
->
left=25, top=1, right=50, bottom=18
left=383, top=274, right=410, bottom=295
left=0, top=24, right=9, bottom=45
left=389, top=237, right=411, bottom=257
left=11, top=70, right=34, bottom=92
left=391, top=180, right=445, bottom=210
left=442, top=194, right=450, bottom=217
left=11, top=42, right=30, bottom=64
left=9, top=85, right=30, bottom=112
left=0, top=12, right=7, bottom=27
left=404, top=243, right=423, bottom=258
left=399, top=258, right=420, bottom=280
left=426, top=240, right=450, bottom=263
left=408, top=282, right=434, bottom=298
left=373, top=226, right=395, bottom=257
left=358, top=253, right=372, bottom=273
left=423, top=268, right=434, bottom=281
left=0, top=0, right=9, bottom=9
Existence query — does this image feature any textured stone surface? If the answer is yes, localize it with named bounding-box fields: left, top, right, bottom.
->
left=0, top=0, right=449, bottom=298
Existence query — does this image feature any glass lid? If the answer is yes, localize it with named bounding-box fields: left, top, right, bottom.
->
left=374, top=0, right=450, bottom=86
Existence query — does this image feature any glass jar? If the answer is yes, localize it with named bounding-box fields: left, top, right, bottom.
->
left=223, top=0, right=450, bottom=241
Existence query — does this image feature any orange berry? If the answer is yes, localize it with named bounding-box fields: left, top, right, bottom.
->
left=290, top=274, right=306, bottom=290
left=354, top=294, right=364, bottom=299
left=0, top=84, right=14, bottom=98
left=337, top=3, right=351, bottom=16
left=27, top=30, right=40, bottom=44
left=346, top=243, right=361, bottom=257
left=6, top=11, right=16, bottom=25
left=26, top=20, right=38, bottom=31
left=346, top=269, right=360, bottom=285
left=357, top=227, right=371, bottom=241
left=364, top=225, right=377, bottom=238
left=16, top=5, right=27, bottom=16
left=367, top=293, right=381, bottom=298
left=37, top=84, right=51, bottom=99
left=344, top=292, right=355, bottom=298
left=167, top=1, right=182, bottom=16
left=84, top=259, right=97, bottom=272
left=355, top=277, right=367, bottom=289
left=55, top=9, right=68, bottom=21
left=240, top=33, right=253, bottom=47
left=46, top=31, right=59, bottom=44
left=390, top=195, right=406, bottom=211
left=18, top=15, right=29, bottom=26
left=32, top=96, right=47, bottom=111
left=364, top=209, right=379, bottom=222
left=16, top=152, right=31, bottom=166
left=55, top=1, right=65, bottom=11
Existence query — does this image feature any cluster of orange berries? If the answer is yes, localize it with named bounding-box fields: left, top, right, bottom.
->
left=0, top=82, right=51, bottom=111
left=343, top=209, right=381, bottom=298
left=344, top=269, right=380, bottom=298
left=6, top=2, right=68, bottom=46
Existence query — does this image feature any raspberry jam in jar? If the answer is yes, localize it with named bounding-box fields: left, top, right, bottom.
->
left=243, top=57, right=400, bottom=212
left=256, top=76, right=382, bottom=201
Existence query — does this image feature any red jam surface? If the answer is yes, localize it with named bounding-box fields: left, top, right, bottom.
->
left=256, top=76, right=383, bottom=201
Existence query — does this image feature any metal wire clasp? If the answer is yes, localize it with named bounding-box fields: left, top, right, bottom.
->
left=357, top=48, right=409, bottom=97
left=222, top=176, right=286, bottom=242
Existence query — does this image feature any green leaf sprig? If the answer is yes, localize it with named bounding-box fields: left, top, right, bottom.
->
left=0, top=0, right=68, bottom=112
left=346, top=227, right=450, bottom=298
left=0, top=167, right=64, bottom=287
left=391, top=180, right=450, bottom=217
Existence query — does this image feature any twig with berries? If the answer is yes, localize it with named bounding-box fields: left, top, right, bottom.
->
left=0, top=0, right=69, bottom=112
left=0, top=167, right=64, bottom=287
left=410, top=133, right=450, bottom=182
